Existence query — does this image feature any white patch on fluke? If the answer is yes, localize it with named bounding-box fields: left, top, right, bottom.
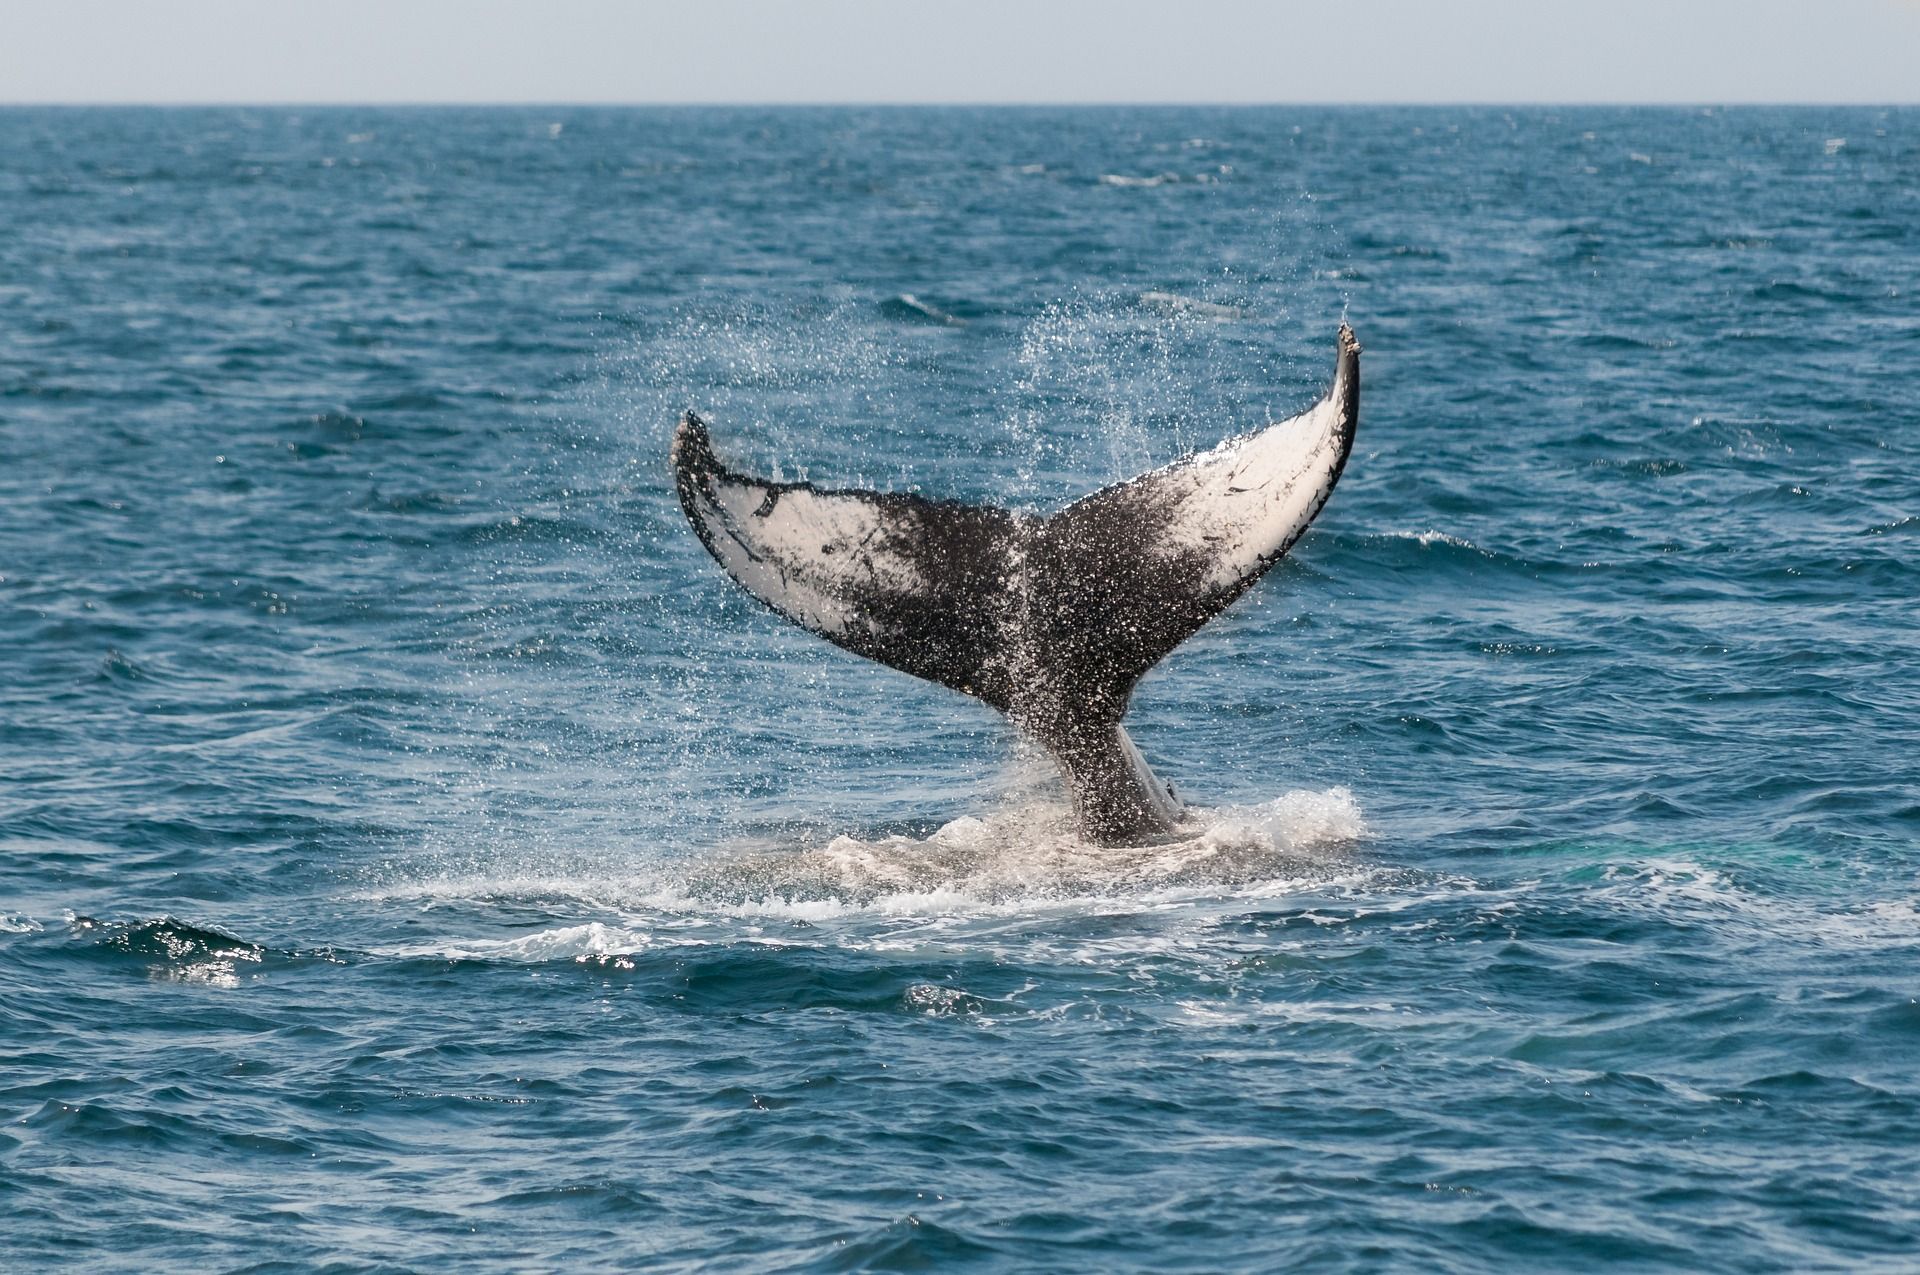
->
left=1075, top=349, right=1354, bottom=590
left=686, top=477, right=930, bottom=639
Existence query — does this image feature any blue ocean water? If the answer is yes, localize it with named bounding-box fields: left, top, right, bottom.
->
left=2, top=105, right=1917, bottom=1271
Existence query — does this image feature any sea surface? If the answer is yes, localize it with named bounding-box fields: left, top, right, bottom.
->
left=2, top=106, right=1917, bottom=1271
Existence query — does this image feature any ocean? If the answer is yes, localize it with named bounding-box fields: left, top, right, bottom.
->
left=2, top=105, right=1917, bottom=1271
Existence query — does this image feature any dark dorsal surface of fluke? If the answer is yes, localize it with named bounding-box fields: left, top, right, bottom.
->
left=672, top=324, right=1360, bottom=844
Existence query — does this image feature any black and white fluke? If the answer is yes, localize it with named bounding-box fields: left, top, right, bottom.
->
left=672, top=324, right=1360, bottom=844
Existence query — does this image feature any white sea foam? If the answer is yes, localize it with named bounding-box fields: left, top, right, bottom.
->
left=385, top=920, right=654, bottom=966
left=696, top=786, right=1365, bottom=910
left=1600, top=857, right=1734, bottom=904
left=362, top=788, right=1371, bottom=960
left=1593, top=858, right=1920, bottom=952
left=1402, top=529, right=1477, bottom=549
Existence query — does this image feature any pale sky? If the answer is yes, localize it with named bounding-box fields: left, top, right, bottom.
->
left=3, top=0, right=1918, bottom=105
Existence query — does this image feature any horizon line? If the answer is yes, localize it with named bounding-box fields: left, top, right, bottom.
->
left=4, top=99, right=1915, bottom=110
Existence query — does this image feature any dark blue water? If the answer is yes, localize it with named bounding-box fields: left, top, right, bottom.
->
left=3, top=106, right=1918, bottom=1271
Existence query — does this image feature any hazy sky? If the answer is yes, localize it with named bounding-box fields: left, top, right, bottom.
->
left=4, top=0, right=1918, bottom=105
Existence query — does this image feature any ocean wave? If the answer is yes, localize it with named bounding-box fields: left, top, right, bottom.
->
left=1317, top=528, right=1554, bottom=578
left=59, top=915, right=344, bottom=987
left=877, top=293, right=967, bottom=327
left=383, top=920, right=656, bottom=966
left=67, top=915, right=268, bottom=987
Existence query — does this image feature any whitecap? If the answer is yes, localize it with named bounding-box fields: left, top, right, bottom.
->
left=383, top=920, right=655, bottom=965
left=881, top=293, right=966, bottom=327
left=1382, top=528, right=1484, bottom=552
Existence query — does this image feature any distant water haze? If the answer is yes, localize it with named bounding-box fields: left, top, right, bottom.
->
left=4, top=0, right=1920, bottom=103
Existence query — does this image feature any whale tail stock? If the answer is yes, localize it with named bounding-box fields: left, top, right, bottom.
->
left=671, top=324, right=1360, bottom=844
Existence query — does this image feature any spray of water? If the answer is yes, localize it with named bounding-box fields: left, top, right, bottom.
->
left=404, top=271, right=1360, bottom=900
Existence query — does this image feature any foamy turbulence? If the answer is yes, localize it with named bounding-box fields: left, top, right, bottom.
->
left=372, top=786, right=1369, bottom=950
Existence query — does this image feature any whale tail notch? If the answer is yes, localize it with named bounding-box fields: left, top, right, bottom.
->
left=672, top=324, right=1360, bottom=844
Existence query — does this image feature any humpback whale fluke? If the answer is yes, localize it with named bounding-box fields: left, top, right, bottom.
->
left=672, top=324, right=1360, bottom=844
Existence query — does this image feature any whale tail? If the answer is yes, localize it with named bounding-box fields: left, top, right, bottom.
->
left=672, top=324, right=1360, bottom=843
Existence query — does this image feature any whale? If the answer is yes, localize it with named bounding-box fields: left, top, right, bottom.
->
left=671, top=323, right=1359, bottom=844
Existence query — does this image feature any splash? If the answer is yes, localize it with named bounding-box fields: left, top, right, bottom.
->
left=695, top=786, right=1366, bottom=911
left=1007, top=293, right=1252, bottom=500
left=364, top=785, right=1368, bottom=954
